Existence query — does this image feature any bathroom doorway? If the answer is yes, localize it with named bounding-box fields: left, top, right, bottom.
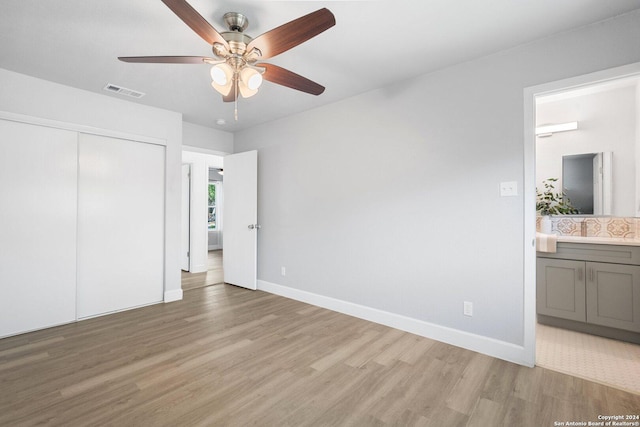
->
left=527, top=64, right=640, bottom=393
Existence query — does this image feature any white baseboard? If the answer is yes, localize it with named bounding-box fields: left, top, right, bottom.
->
left=257, top=280, right=533, bottom=367
left=189, top=264, right=207, bottom=274
left=164, top=288, right=183, bottom=303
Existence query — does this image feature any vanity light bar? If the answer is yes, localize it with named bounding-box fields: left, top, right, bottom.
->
left=535, top=121, right=578, bottom=137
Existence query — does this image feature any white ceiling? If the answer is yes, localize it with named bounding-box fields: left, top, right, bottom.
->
left=2, top=0, right=640, bottom=132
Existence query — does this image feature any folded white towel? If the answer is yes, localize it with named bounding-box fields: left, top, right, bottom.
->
left=536, top=232, right=557, bottom=253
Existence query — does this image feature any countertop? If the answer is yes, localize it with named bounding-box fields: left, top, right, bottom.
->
left=557, top=235, right=640, bottom=246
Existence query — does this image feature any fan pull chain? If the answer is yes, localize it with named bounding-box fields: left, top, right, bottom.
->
left=234, top=73, right=239, bottom=121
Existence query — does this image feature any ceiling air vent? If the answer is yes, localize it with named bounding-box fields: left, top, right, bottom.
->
left=103, top=83, right=145, bottom=99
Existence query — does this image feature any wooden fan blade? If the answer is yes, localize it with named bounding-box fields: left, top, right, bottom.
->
left=118, top=56, right=216, bottom=64
left=247, top=8, right=335, bottom=60
left=223, top=91, right=237, bottom=103
left=161, top=0, right=228, bottom=47
left=257, top=63, right=325, bottom=95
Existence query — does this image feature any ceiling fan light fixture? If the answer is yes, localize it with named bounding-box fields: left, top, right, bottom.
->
left=236, top=67, right=262, bottom=98
left=238, top=79, right=258, bottom=98
left=211, top=79, right=232, bottom=96
left=240, top=67, right=263, bottom=90
left=210, top=63, right=232, bottom=85
left=119, top=2, right=336, bottom=113
left=210, top=63, right=233, bottom=96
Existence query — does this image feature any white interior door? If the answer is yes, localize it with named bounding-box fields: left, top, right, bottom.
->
left=223, top=150, right=258, bottom=290
left=0, top=119, right=78, bottom=337
left=77, top=134, right=165, bottom=318
left=181, top=163, right=191, bottom=271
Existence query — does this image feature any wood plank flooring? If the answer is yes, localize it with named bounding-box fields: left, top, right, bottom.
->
left=181, top=250, right=223, bottom=291
left=1, top=285, right=639, bottom=426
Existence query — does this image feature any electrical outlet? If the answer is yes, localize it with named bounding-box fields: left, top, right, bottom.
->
left=464, top=301, right=473, bottom=317
left=281, top=266, right=286, bottom=276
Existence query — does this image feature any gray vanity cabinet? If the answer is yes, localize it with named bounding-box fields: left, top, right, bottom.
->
left=537, top=258, right=586, bottom=322
left=586, top=262, right=640, bottom=332
left=537, top=243, right=640, bottom=340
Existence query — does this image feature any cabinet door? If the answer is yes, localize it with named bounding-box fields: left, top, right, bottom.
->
left=0, top=120, right=77, bottom=337
left=537, top=258, right=586, bottom=322
left=77, top=134, right=165, bottom=318
left=586, top=262, right=640, bottom=332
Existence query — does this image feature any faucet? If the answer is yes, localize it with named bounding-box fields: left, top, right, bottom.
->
left=580, top=220, right=587, bottom=237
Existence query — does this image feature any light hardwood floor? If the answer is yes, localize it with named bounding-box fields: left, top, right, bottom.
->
left=1, top=285, right=639, bottom=426
left=181, top=250, right=223, bottom=291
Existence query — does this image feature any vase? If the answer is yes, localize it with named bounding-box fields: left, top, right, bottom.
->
left=540, top=215, right=552, bottom=234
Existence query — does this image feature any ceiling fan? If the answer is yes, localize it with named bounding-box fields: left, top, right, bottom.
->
left=119, top=0, right=336, bottom=113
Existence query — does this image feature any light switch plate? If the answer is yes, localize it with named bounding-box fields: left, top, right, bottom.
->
left=500, top=181, right=518, bottom=197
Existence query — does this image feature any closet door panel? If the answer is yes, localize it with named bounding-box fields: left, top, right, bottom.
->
left=0, top=120, right=77, bottom=337
left=77, top=134, right=165, bottom=318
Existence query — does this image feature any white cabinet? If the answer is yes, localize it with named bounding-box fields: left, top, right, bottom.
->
left=0, top=120, right=78, bottom=337
left=77, top=134, right=165, bottom=318
left=0, top=119, right=166, bottom=337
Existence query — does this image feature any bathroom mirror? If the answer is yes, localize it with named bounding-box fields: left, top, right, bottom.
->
left=561, top=152, right=612, bottom=215
left=535, top=77, right=639, bottom=217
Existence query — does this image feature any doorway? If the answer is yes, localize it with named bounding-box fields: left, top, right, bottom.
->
left=181, top=166, right=224, bottom=291
left=181, top=151, right=224, bottom=291
left=180, top=149, right=259, bottom=292
left=526, top=63, right=640, bottom=393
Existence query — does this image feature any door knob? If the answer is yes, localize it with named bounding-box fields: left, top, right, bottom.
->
left=248, top=224, right=261, bottom=230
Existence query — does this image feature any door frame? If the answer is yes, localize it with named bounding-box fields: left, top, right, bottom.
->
left=181, top=163, right=191, bottom=271
left=523, top=61, right=640, bottom=366
left=181, top=148, right=225, bottom=274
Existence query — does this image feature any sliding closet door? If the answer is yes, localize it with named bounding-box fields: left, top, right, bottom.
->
left=0, top=120, right=78, bottom=337
left=77, top=134, right=165, bottom=318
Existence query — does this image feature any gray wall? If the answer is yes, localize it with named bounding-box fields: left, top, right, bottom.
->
left=234, top=10, right=640, bottom=355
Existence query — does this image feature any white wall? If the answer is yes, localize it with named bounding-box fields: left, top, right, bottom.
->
left=0, top=68, right=183, bottom=301
left=536, top=85, right=637, bottom=216
left=183, top=121, right=233, bottom=154
left=182, top=150, right=223, bottom=272
left=234, top=10, right=640, bottom=365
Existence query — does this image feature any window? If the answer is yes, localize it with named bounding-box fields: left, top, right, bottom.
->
left=208, top=183, right=216, bottom=230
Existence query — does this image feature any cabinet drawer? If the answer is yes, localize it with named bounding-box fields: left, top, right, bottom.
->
left=540, top=243, right=640, bottom=265
left=586, top=263, right=640, bottom=332
left=537, top=258, right=586, bottom=322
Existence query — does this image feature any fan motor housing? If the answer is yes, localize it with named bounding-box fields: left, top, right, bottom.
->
left=223, top=12, right=249, bottom=32
left=222, top=31, right=252, bottom=46
left=220, top=13, right=253, bottom=56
